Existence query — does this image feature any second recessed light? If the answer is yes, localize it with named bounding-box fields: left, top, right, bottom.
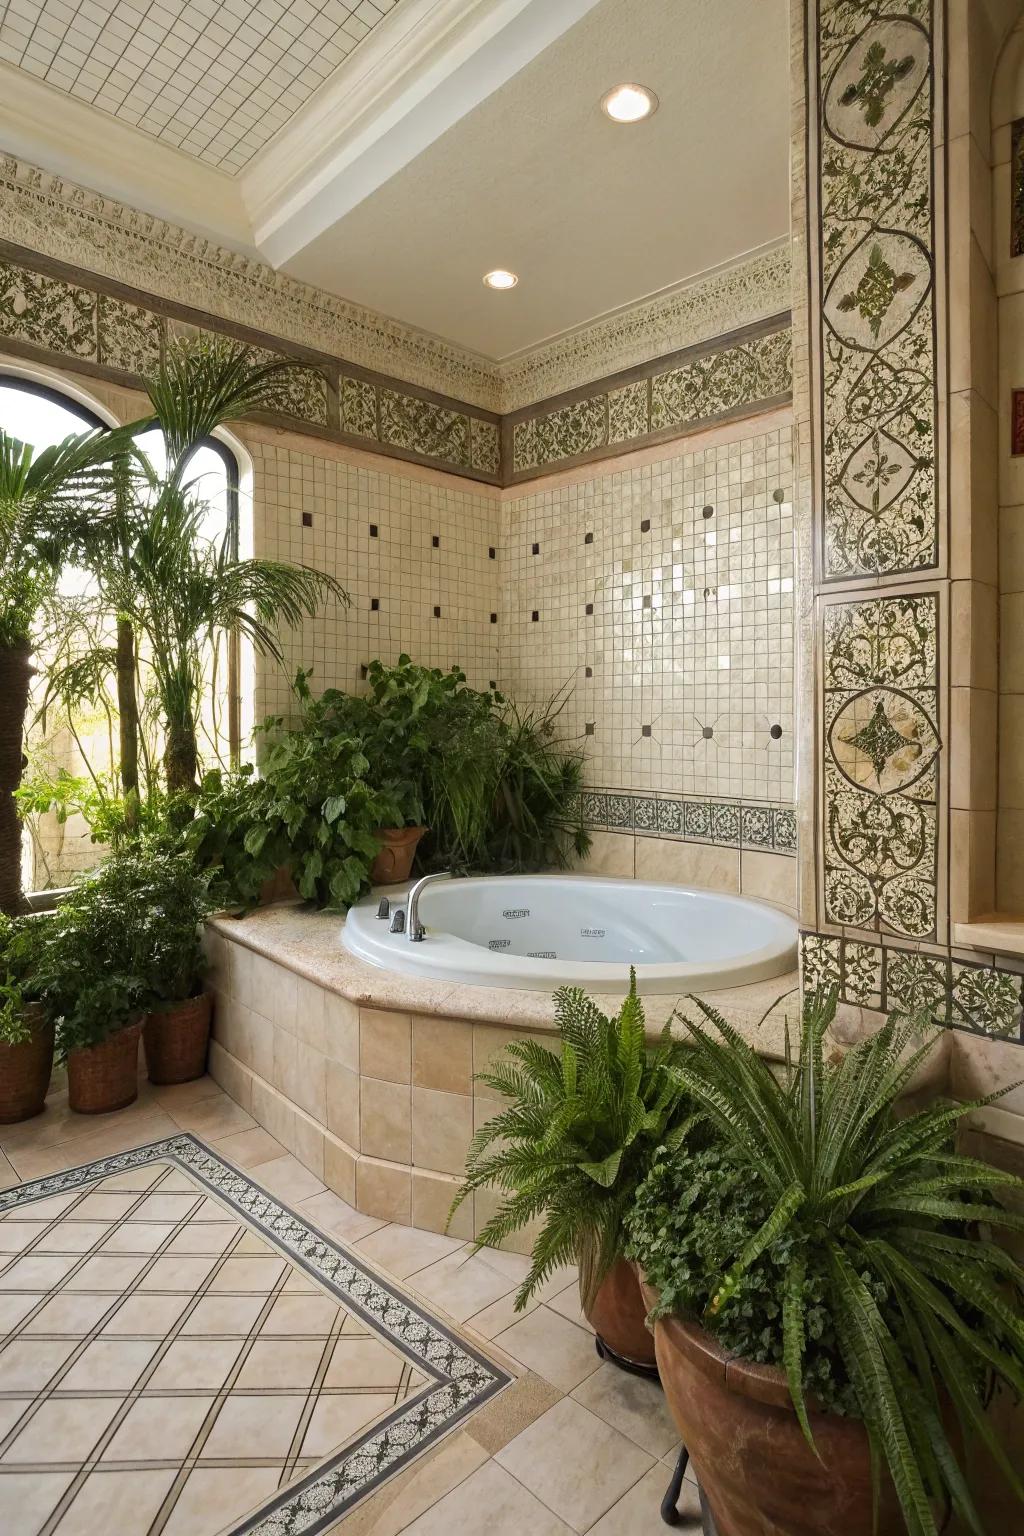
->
left=483, top=269, right=518, bottom=290
left=601, top=83, right=658, bottom=123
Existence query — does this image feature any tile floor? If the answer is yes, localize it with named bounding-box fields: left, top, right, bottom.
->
left=0, top=1076, right=702, bottom=1536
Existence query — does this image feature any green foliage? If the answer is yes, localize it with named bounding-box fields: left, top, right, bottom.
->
left=0, top=912, right=49, bottom=1045
left=15, top=768, right=174, bottom=850
left=449, top=969, right=692, bottom=1312
left=32, top=848, right=209, bottom=1053
left=626, top=990, right=1024, bottom=1536
left=286, top=657, right=589, bottom=876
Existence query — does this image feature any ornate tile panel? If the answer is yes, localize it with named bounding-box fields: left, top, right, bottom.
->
left=822, top=591, right=940, bottom=938
left=241, top=341, right=329, bottom=427
left=816, top=0, right=938, bottom=578
left=0, top=1135, right=511, bottom=1536
left=582, top=789, right=797, bottom=856
left=799, top=933, right=1024, bottom=1042
left=340, top=375, right=380, bottom=440
left=649, top=327, right=792, bottom=434
left=96, top=292, right=162, bottom=374
left=608, top=380, right=650, bottom=443
left=0, top=256, right=96, bottom=358
left=380, top=390, right=471, bottom=468
left=470, top=418, right=501, bottom=476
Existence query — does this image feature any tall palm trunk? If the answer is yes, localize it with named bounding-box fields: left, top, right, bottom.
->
left=0, top=642, right=33, bottom=915
left=115, top=617, right=139, bottom=824
left=164, top=712, right=199, bottom=798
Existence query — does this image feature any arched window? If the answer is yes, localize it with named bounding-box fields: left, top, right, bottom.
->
left=0, top=372, right=242, bottom=890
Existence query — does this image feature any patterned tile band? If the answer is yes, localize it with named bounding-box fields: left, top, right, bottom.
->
left=580, top=789, right=797, bottom=856
left=816, top=0, right=938, bottom=579
left=510, top=324, right=793, bottom=477
left=0, top=1134, right=512, bottom=1536
left=801, top=933, right=1024, bottom=1043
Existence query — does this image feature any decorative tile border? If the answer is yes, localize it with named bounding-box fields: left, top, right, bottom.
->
left=580, top=788, right=797, bottom=856
left=508, top=321, right=792, bottom=479
left=801, top=933, right=1024, bottom=1043
left=0, top=1134, right=512, bottom=1536
left=815, top=0, right=939, bottom=579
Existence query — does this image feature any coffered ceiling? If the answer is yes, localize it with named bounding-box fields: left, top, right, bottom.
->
left=0, top=0, right=791, bottom=363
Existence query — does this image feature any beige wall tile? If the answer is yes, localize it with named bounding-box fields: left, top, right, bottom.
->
left=325, top=1061, right=360, bottom=1148
left=323, top=991, right=359, bottom=1072
left=949, top=389, right=998, bottom=583
left=360, top=1009, right=411, bottom=1083
left=997, top=809, right=1024, bottom=911
left=251, top=1078, right=297, bottom=1152
left=207, top=1040, right=254, bottom=1114
left=412, top=1168, right=473, bottom=1240
left=412, top=1087, right=474, bottom=1177
left=578, top=832, right=635, bottom=879
left=293, top=979, right=327, bottom=1053
left=999, top=696, right=1024, bottom=808
left=289, top=1107, right=326, bottom=1180
left=949, top=687, right=998, bottom=811
left=634, top=836, right=740, bottom=891
left=323, top=1132, right=357, bottom=1205
left=413, top=1016, right=474, bottom=1095
left=356, top=1157, right=412, bottom=1225
left=950, top=579, right=999, bottom=690
left=1000, top=503, right=1024, bottom=594
left=739, top=849, right=797, bottom=913
left=951, top=1031, right=1024, bottom=1116
left=473, top=1024, right=535, bottom=1081
left=950, top=809, right=997, bottom=922
left=1001, top=594, right=1024, bottom=694
left=949, top=234, right=998, bottom=410
left=359, top=1077, right=411, bottom=1163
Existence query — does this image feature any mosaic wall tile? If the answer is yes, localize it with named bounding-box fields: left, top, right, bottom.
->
left=242, top=339, right=329, bottom=426
left=633, top=796, right=657, bottom=833
left=470, top=417, right=500, bottom=476
left=0, top=257, right=96, bottom=358
left=606, top=793, right=633, bottom=829
left=650, top=327, right=792, bottom=434
left=657, top=798, right=683, bottom=835
left=822, top=591, right=940, bottom=939
left=608, top=379, right=650, bottom=443
left=772, top=807, right=797, bottom=854
left=96, top=292, right=161, bottom=374
left=533, top=394, right=608, bottom=468
left=582, top=789, right=796, bottom=855
left=741, top=804, right=774, bottom=850
left=816, top=0, right=937, bottom=577
left=340, top=375, right=379, bottom=440
left=799, top=935, right=1024, bottom=1043
left=380, top=389, right=471, bottom=468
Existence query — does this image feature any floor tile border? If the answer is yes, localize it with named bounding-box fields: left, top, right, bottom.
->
left=0, top=1134, right=513, bottom=1536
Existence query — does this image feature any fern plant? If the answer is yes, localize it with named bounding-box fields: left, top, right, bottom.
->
left=449, top=969, right=691, bottom=1312
left=630, top=989, right=1024, bottom=1536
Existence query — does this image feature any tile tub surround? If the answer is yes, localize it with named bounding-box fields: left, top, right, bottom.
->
left=205, top=902, right=820, bottom=1237
left=0, top=1133, right=512, bottom=1536
left=499, top=425, right=796, bottom=809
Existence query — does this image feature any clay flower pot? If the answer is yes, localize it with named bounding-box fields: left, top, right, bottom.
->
left=144, top=992, right=213, bottom=1085
left=0, top=1004, right=55, bottom=1123
left=67, top=1020, right=142, bottom=1115
left=370, top=826, right=427, bottom=884
left=258, top=864, right=297, bottom=905
left=638, top=1275, right=905, bottom=1536
left=586, top=1257, right=658, bottom=1372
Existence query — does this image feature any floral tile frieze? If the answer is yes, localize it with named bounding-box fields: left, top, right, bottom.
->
left=800, top=932, right=1023, bottom=1043
left=816, top=0, right=938, bottom=578
left=584, top=787, right=796, bottom=856
left=822, top=591, right=940, bottom=939
left=0, top=256, right=97, bottom=358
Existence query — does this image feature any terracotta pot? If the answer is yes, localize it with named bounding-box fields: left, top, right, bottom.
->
left=639, top=1276, right=906, bottom=1536
left=370, top=826, right=427, bottom=885
left=258, top=864, right=297, bottom=905
left=586, top=1257, right=657, bottom=1370
left=144, top=992, right=212, bottom=1085
left=0, top=1004, right=54, bottom=1123
left=67, top=1020, right=142, bottom=1115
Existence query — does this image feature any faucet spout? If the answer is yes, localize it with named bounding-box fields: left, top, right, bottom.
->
left=406, top=871, right=452, bottom=942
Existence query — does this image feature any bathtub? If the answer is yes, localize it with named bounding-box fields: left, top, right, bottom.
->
left=341, top=875, right=798, bottom=994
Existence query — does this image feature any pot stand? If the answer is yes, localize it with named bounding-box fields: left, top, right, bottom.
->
left=660, top=1445, right=719, bottom=1535
left=594, top=1332, right=660, bottom=1381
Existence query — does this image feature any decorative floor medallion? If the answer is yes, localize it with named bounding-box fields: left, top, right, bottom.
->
left=0, top=1136, right=511, bottom=1536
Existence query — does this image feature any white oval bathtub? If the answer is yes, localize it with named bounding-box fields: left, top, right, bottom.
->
left=341, top=876, right=798, bottom=994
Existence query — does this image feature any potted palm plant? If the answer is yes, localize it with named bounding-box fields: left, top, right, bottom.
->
left=625, top=992, right=1024, bottom=1536
left=123, top=849, right=212, bottom=1085
left=0, top=913, right=54, bottom=1122
left=0, top=424, right=135, bottom=914
left=449, top=971, right=690, bottom=1371
left=34, top=855, right=152, bottom=1113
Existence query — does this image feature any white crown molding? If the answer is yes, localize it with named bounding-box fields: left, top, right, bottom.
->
left=0, top=63, right=253, bottom=254
left=496, top=241, right=793, bottom=410
left=245, top=0, right=605, bottom=268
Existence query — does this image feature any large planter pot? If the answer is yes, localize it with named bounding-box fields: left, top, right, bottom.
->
left=639, top=1276, right=905, bottom=1536
left=258, top=864, right=297, bottom=905
left=587, top=1257, right=658, bottom=1373
left=143, top=992, right=212, bottom=1085
left=67, top=1020, right=142, bottom=1115
left=371, top=826, right=427, bottom=885
left=0, top=1004, right=54, bottom=1123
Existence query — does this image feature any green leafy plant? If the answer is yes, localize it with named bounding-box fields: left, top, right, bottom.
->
left=32, top=849, right=206, bottom=1053
left=0, top=912, right=49, bottom=1045
left=449, top=970, right=692, bottom=1312
left=626, top=990, right=1024, bottom=1536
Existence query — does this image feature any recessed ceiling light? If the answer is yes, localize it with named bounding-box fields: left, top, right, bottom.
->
left=601, top=83, right=658, bottom=123
left=483, top=269, right=518, bottom=290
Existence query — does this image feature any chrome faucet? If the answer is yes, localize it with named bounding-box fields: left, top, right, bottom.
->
left=406, top=871, right=452, bottom=942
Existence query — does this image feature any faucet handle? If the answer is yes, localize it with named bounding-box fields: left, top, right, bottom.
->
left=389, top=908, right=406, bottom=934
left=376, top=897, right=391, bottom=920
